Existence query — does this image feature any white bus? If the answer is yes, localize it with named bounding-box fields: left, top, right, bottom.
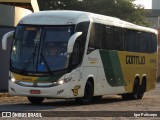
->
left=2, top=10, right=157, bottom=104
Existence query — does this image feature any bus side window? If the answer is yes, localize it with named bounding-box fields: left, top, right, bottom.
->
left=88, top=23, right=96, bottom=53
left=113, top=27, right=124, bottom=51
left=144, top=33, right=157, bottom=53
left=88, top=23, right=103, bottom=54
left=151, top=33, right=157, bottom=53
left=142, top=32, right=150, bottom=53
left=76, top=21, right=89, bottom=55
left=103, top=26, right=114, bottom=50
left=71, top=39, right=81, bottom=67
left=124, top=29, right=134, bottom=52
left=135, top=31, right=142, bottom=52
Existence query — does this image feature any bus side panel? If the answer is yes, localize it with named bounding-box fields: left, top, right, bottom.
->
left=99, top=50, right=126, bottom=87
left=98, top=50, right=126, bottom=94
left=118, top=51, right=157, bottom=93
left=97, top=66, right=125, bottom=95
left=84, top=50, right=125, bottom=96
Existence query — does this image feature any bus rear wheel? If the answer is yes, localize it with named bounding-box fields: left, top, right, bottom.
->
left=130, top=80, right=139, bottom=100
left=122, top=80, right=139, bottom=100
left=138, top=80, right=146, bottom=99
left=75, top=81, right=93, bottom=104
left=27, top=97, right=44, bottom=104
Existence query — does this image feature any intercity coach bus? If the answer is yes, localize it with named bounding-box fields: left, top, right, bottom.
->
left=2, top=10, right=157, bottom=104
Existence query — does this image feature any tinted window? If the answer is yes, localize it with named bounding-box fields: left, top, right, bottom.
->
left=124, top=29, right=135, bottom=52
left=88, top=22, right=157, bottom=53
left=104, top=26, right=114, bottom=50
left=88, top=23, right=103, bottom=50
left=76, top=21, right=90, bottom=53
left=135, top=31, right=142, bottom=52
left=112, top=27, right=124, bottom=51
left=88, top=23, right=125, bottom=52
left=70, top=21, right=90, bottom=68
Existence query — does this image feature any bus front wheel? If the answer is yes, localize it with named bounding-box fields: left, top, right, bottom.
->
left=75, top=81, right=93, bottom=104
left=27, top=97, right=44, bottom=104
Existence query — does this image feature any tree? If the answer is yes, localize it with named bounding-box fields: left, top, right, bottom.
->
left=38, top=0, right=84, bottom=10
left=37, top=0, right=149, bottom=26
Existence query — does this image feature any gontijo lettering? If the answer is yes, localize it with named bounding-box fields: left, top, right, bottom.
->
left=126, top=55, right=145, bottom=65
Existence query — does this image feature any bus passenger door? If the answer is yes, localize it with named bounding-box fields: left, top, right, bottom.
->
left=96, top=66, right=109, bottom=95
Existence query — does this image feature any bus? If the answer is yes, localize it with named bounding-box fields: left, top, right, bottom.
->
left=2, top=10, right=157, bottom=104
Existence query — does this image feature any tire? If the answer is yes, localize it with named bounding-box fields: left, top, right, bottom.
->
left=138, top=80, right=146, bottom=99
left=27, top=97, right=44, bottom=104
left=122, top=80, right=139, bottom=100
left=130, top=80, right=139, bottom=100
left=75, top=81, right=93, bottom=104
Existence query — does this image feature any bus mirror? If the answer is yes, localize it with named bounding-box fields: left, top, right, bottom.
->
left=2, top=31, right=14, bottom=50
left=67, top=32, right=82, bottom=53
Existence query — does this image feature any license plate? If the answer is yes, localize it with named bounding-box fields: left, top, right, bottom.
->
left=30, top=90, right=41, bottom=94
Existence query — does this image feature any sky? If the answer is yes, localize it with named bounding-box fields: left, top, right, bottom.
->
left=133, top=0, right=152, bottom=9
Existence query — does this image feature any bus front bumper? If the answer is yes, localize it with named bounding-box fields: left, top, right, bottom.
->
left=9, top=80, right=74, bottom=98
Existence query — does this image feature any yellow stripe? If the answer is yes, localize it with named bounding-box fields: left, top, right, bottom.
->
left=12, top=72, right=38, bottom=82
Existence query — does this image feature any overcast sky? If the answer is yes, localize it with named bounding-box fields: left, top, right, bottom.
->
left=133, top=0, right=152, bottom=9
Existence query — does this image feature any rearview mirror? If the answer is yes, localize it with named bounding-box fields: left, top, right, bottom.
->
left=67, top=32, right=82, bottom=54
left=2, top=31, right=14, bottom=50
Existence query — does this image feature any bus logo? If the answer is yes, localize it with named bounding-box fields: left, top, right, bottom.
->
left=33, top=83, right=38, bottom=87
left=72, top=85, right=81, bottom=96
left=126, top=55, right=145, bottom=65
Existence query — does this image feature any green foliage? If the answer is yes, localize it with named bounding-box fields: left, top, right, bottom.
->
left=37, top=0, right=149, bottom=26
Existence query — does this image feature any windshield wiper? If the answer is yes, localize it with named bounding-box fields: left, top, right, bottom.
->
left=40, top=53, right=54, bottom=75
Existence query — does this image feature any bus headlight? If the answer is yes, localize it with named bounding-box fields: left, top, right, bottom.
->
left=58, top=80, right=65, bottom=85
left=10, top=77, right=20, bottom=83
left=11, top=77, right=16, bottom=83
left=56, top=77, right=72, bottom=85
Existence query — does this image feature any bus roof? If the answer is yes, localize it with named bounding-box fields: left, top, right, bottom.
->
left=19, top=10, right=157, bottom=34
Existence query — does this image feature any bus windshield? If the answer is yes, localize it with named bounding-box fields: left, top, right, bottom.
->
left=11, top=25, right=75, bottom=74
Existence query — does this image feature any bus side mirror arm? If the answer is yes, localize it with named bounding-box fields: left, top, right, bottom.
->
left=67, top=32, right=82, bottom=53
left=2, top=31, right=14, bottom=50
